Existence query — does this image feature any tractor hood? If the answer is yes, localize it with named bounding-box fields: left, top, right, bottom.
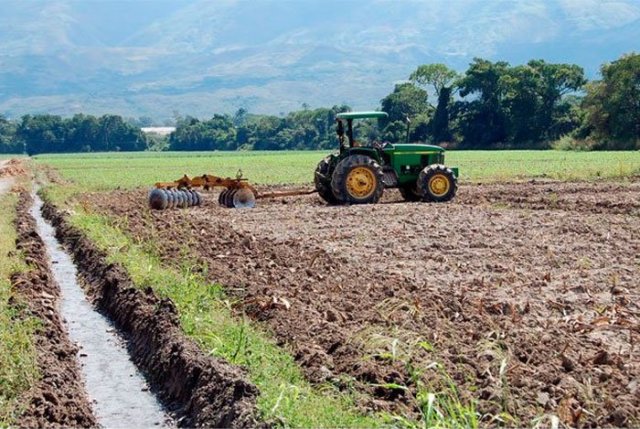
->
left=384, top=143, right=445, bottom=153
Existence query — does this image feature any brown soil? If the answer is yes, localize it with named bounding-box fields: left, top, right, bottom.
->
left=41, top=199, right=265, bottom=428
left=10, top=192, right=97, bottom=428
left=0, top=158, right=27, bottom=178
left=85, top=180, right=640, bottom=427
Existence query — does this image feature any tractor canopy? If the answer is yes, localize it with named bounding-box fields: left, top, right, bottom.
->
left=336, top=111, right=388, bottom=120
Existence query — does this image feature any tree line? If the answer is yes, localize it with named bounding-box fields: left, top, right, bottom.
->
left=0, top=52, right=637, bottom=154
left=0, top=114, right=148, bottom=154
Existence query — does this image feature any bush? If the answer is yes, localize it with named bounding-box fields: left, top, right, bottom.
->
left=551, top=135, right=597, bottom=151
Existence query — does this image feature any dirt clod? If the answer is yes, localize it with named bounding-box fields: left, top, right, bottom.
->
left=84, top=180, right=640, bottom=426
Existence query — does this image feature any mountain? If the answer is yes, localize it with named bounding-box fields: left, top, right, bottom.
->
left=0, top=0, right=638, bottom=121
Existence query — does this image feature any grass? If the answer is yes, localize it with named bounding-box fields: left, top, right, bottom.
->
left=63, top=209, right=379, bottom=428
left=448, top=150, right=640, bottom=182
left=34, top=150, right=640, bottom=195
left=34, top=151, right=326, bottom=191
left=0, top=192, right=39, bottom=425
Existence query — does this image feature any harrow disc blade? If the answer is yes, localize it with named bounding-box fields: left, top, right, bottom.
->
left=219, top=189, right=229, bottom=206
left=232, top=188, right=256, bottom=209
left=179, top=190, right=188, bottom=208
left=148, top=189, right=168, bottom=210
left=185, top=190, right=194, bottom=206
left=224, top=189, right=236, bottom=208
left=193, top=190, right=203, bottom=206
left=166, top=189, right=176, bottom=208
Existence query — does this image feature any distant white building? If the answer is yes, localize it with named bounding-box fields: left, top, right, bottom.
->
left=141, top=127, right=176, bottom=136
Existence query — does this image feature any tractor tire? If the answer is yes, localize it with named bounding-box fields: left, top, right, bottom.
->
left=331, top=154, right=384, bottom=204
left=417, top=164, right=457, bottom=202
left=314, top=157, right=339, bottom=204
left=399, top=184, right=421, bottom=202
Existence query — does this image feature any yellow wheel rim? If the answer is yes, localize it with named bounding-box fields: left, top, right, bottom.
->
left=428, top=173, right=451, bottom=197
left=346, top=166, right=376, bottom=199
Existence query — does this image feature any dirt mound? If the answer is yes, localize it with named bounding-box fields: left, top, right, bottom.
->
left=11, top=192, right=97, bottom=427
left=0, top=159, right=27, bottom=178
left=41, top=199, right=266, bottom=428
left=85, top=180, right=640, bottom=427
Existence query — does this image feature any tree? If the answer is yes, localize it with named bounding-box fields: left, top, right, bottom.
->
left=17, top=114, right=66, bottom=154
left=581, top=52, right=640, bottom=149
left=409, top=64, right=459, bottom=98
left=65, top=114, right=100, bottom=152
left=409, top=64, right=459, bottom=143
left=0, top=116, right=20, bottom=153
left=380, top=83, right=430, bottom=140
left=455, top=58, right=510, bottom=148
left=97, top=115, right=146, bottom=151
left=503, top=60, right=586, bottom=145
left=233, top=108, right=248, bottom=126
left=453, top=58, right=586, bottom=148
left=381, top=83, right=430, bottom=125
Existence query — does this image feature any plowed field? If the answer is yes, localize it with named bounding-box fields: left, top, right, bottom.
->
left=85, top=180, right=640, bottom=427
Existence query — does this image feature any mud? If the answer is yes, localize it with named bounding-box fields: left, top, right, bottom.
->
left=10, top=192, right=97, bottom=427
left=41, top=198, right=265, bottom=428
left=86, top=179, right=640, bottom=427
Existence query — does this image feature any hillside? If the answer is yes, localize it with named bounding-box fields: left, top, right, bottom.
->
left=0, top=0, right=638, bottom=120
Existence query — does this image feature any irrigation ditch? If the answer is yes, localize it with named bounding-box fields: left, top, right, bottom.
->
left=11, top=189, right=267, bottom=428
left=32, top=193, right=171, bottom=427
left=11, top=192, right=96, bottom=427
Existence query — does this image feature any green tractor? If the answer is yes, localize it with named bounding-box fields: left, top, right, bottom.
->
left=314, top=111, right=459, bottom=205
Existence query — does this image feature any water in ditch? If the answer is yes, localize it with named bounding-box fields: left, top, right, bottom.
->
left=31, top=194, right=174, bottom=428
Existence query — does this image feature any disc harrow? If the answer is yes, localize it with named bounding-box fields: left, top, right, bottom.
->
left=149, top=171, right=316, bottom=210
left=149, top=171, right=258, bottom=210
left=149, top=188, right=202, bottom=210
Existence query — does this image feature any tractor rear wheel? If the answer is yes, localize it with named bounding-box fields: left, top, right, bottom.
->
left=331, top=155, right=384, bottom=204
left=314, top=157, right=339, bottom=204
left=399, top=184, right=421, bottom=202
left=417, top=164, right=457, bottom=202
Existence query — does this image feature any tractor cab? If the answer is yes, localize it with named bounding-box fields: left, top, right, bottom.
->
left=314, top=110, right=458, bottom=205
left=335, top=111, right=388, bottom=150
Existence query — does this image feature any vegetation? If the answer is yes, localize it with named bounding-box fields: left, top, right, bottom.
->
left=1, top=52, right=638, bottom=155
left=35, top=150, right=640, bottom=201
left=579, top=53, right=640, bottom=149
left=0, top=192, right=39, bottom=425
left=1, top=114, right=148, bottom=155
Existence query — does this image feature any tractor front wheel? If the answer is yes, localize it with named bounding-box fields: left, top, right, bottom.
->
left=417, top=165, right=457, bottom=202
left=331, top=155, right=384, bottom=204
left=314, top=156, right=339, bottom=204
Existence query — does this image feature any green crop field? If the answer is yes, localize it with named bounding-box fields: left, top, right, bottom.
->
left=34, top=150, right=640, bottom=193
